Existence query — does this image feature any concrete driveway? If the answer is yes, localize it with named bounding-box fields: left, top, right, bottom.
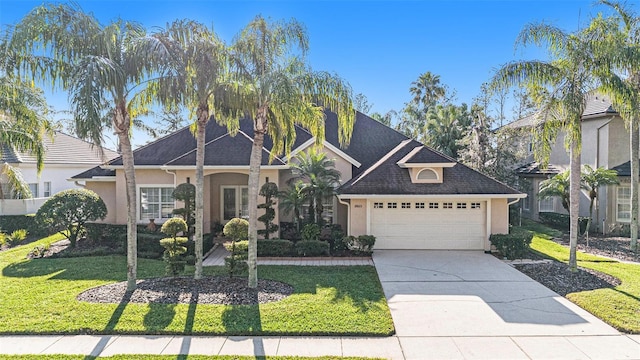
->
left=373, top=250, right=620, bottom=337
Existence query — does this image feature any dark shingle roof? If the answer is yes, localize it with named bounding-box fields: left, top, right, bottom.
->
left=516, top=162, right=563, bottom=177
left=402, top=146, right=455, bottom=164
left=611, top=161, right=635, bottom=176
left=339, top=139, right=520, bottom=195
left=71, top=166, right=116, bottom=179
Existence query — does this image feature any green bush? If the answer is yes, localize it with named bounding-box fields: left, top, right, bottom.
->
left=2, top=229, right=28, bottom=247
left=161, top=218, right=188, bottom=237
left=0, top=215, right=45, bottom=235
left=224, top=240, right=248, bottom=255
left=343, top=235, right=376, bottom=254
left=295, top=240, right=329, bottom=257
left=159, top=236, right=189, bottom=276
left=36, top=189, right=107, bottom=248
left=257, top=239, right=294, bottom=256
left=538, top=212, right=588, bottom=234
left=224, top=240, right=248, bottom=277
left=490, top=232, right=534, bottom=259
left=301, top=223, right=321, bottom=242
left=137, top=233, right=165, bottom=258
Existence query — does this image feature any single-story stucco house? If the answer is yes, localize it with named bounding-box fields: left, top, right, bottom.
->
left=72, top=112, right=524, bottom=251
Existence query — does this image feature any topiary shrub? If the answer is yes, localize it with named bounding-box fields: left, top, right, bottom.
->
left=35, top=189, right=107, bottom=248
left=295, top=240, right=329, bottom=257
left=159, top=218, right=189, bottom=276
left=490, top=232, right=534, bottom=259
left=223, top=218, right=249, bottom=277
left=257, top=239, right=294, bottom=256
left=258, top=182, right=279, bottom=239
left=171, top=183, right=196, bottom=237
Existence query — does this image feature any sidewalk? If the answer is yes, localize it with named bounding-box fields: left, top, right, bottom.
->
left=1, top=334, right=638, bottom=359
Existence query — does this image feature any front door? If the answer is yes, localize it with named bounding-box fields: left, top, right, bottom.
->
left=222, top=186, right=249, bottom=222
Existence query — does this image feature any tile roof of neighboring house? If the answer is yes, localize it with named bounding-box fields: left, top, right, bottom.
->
left=71, top=166, right=116, bottom=179
left=0, top=131, right=118, bottom=165
left=515, top=162, right=563, bottom=177
left=611, top=161, right=637, bottom=176
left=339, top=139, right=520, bottom=196
left=504, top=94, right=617, bottom=129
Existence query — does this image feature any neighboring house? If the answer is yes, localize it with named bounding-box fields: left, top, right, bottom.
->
left=0, top=131, right=118, bottom=215
left=73, top=112, right=524, bottom=251
left=508, top=93, right=631, bottom=232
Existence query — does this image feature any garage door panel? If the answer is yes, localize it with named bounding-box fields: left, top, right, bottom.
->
left=370, top=199, right=486, bottom=250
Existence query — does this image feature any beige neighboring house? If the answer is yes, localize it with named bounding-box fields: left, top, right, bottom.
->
left=0, top=131, right=118, bottom=215
left=73, top=112, right=524, bottom=251
left=508, top=93, right=634, bottom=233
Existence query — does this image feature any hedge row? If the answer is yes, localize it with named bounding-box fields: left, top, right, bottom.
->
left=0, top=215, right=46, bottom=235
left=538, top=212, right=589, bottom=234
left=225, top=239, right=330, bottom=257
left=489, top=231, right=534, bottom=259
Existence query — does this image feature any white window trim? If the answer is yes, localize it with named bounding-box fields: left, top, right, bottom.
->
left=415, top=168, right=439, bottom=182
left=43, top=181, right=51, bottom=197
left=616, top=185, right=631, bottom=223
left=137, top=184, right=176, bottom=223
left=28, top=183, right=38, bottom=198
left=220, top=185, right=249, bottom=222
left=538, top=197, right=555, bottom=213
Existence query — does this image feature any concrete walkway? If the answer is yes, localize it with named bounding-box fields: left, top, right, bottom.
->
left=202, top=245, right=374, bottom=266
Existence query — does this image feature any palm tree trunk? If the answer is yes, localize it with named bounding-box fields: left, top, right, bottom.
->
left=568, top=141, right=580, bottom=272
left=116, top=115, right=137, bottom=291
left=631, top=121, right=639, bottom=252
left=248, top=110, right=267, bottom=288
left=194, top=105, right=208, bottom=279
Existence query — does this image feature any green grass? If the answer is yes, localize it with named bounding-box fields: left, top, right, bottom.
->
left=517, top=220, right=640, bottom=333
left=0, top=235, right=394, bottom=336
left=0, top=356, right=382, bottom=360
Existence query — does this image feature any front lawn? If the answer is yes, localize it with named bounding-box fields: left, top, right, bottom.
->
left=0, top=235, right=394, bottom=336
left=518, top=220, right=640, bottom=333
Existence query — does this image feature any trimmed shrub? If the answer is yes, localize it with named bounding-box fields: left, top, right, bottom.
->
left=257, top=182, right=279, bottom=239
left=224, top=240, right=248, bottom=277
left=159, top=237, right=188, bottom=276
left=343, top=235, right=376, bottom=254
left=295, top=240, right=329, bottom=257
left=538, top=212, right=588, bottom=234
left=257, top=239, right=294, bottom=256
left=224, top=240, right=248, bottom=254
left=223, top=218, right=248, bottom=242
left=137, top=233, right=165, bottom=258
left=490, top=232, right=534, bottom=259
left=279, top=222, right=301, bottom=242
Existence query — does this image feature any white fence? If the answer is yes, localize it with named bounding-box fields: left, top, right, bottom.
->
left=0, top=198, right=48, bottom=216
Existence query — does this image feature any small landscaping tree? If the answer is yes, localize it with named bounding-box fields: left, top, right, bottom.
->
left=36, top=189, right=107, bottom=248
left=258, top=182, right=279, bottom=239
left=581, top=165, right=619, bottom=241
left=159, top=218, right=188, bottom=276
left=223, top=218, right=249, bottom=277
left=172, top=183, right=196, bottom=237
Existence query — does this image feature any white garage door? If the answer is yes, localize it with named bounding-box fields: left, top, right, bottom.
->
left=370, top=199, right=486, bottom=250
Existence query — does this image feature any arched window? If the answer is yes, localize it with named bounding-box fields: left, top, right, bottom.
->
left=417, top=168, right=438, bottom=180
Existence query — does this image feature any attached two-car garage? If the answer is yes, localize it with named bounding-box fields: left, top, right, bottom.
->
left=368, top=199, right=487, bottom=250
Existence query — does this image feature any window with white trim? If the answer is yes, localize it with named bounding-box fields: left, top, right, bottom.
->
left=471, top=202, right=481, bottom=209
left=522, top=190, right=531, bottom=211
left=417, top=168, right=438, bottom=180
left=538, top=197, right=555, bottom=212
left=443, top=202, right=453, bottom=209
left=140, top=187, right=175, bottom=220
left=429, top=202, right=439, bottom=209
left=457, top=202, right=467, bottom=209
left=415, top=202, right=425, bottom=208
left=28, top=183, right=38, bottom=198
left=401, top=202, right=411, bottom=209
left=617, top=186, right=631, bottom=222
left=387, top=202, right=397, bottom=209
left=43, top=182, right=51, bottom=197
left=373, top=202, right=384, bottom=209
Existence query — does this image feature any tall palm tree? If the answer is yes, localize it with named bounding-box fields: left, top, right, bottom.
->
left=289, top=149, right=341, bottom=225
left=590, top=1, right=640, bottom=251
left=491, top=23, right=597, bottom=271
left=229, top=16, right=354, bottom=288
left=424, top=104, right=469, bottom=158
left=581, top=165, right=619, bottom=240
left=10, top=3, right=157, bottom=290
left=145, top=20, right=230, bottom=279
left=409, top=71, right=447, bottom=108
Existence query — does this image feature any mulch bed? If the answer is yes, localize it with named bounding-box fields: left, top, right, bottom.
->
left=77, top=276, right=294, bottom=305
left=514, top=261, right=621, bottom=296
left=555, top=234, right=640, bottom=263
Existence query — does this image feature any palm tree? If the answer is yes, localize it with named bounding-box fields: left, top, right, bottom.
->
left=538, top=170, right=571, bottom=213
left=589, top=1, right=640, bottom=251
left=410, top=71, right=447, bottom=108
left=424, top=104, right=469, bottom=158
left=10, top=4, right=157, bottom=290
left=278, top=181, right=305, bottom=232
left=145, top=20, right=229, bottom=279
left=229, top=16, right=355, bottom=288
left=581, top=165, right=619, bottom=241
left=0, top=74, right=51, bottom=199
left=491, top=23, right=597, bottom=272
left=289, top=149, right=341, bottom=225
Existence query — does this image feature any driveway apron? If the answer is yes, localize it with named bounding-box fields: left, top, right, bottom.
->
left=373, top=250, right=620, bottom=337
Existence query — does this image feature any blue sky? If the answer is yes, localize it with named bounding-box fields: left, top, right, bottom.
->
left=1, top=0, right=634, bottom=149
